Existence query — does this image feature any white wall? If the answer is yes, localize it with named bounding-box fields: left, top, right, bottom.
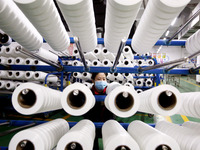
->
left=150, top=46, right=188, bottom=61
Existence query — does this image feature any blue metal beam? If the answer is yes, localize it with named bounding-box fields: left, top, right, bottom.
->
left=69, top=38, right=186, bottom=46
left=0, top=65, right=199, bottom=74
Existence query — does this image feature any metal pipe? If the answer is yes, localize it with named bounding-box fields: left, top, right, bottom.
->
left=140, top=57, right=189, bottom=72
left=16, top=46, right=63, bottom=70
left=0, top=121, right=9, bottom=126
left=111, top=38, right=127, bottom=72
left=73, top=36, right=89, bottom=72
left=0, top=123, right=36, bottom=137
left=167, top=8, right=200, bottom=43
left=141, top=50, right=200, bottom=72
left=165, top=64, right=180, bottom=72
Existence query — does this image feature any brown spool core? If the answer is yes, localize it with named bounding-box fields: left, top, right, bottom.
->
left=158, top=91, right=176, bottom=110
left=0, top=82, right=1, bottom=86
left=74, top=73, right=78, bottom=76
left=26, top=60, right=30, bottom=64
left=138, top=61, right=142, bottom=64
left=65, top=142, right=83, bottom=150
left=67, top=90, right=86, bottom=109
left=35, top=73, right=39, bottom=78
left=128, top=81, right=132, bottom=84
left=103, top=49, right=107, bottom=53
left=6, top=48, right=10, bottom=52
left=104, top=61, right=108, bottom=65
left=93, top=61, right=97, bottom=65
left=156, top=144, right=171, bottom=150
left=26, top=72, right=30, bottom=77
left=8, top=59, right=12, bottom=64
left=124, top=73, right=129, bottom=76
left=114, top=73, right=118, bottom=76
left=115, top=92, right=134, bottom=111
left=18, top=89, right=36, bottom=108
left=94, top=49, right=98, bottom=53
left=124, top=61, right=129, bottom=65
left=115, top=145, right=130, bottom=150
left=147, top=81, right=151, bottom=85
left=17, top=140, right=34, bottom=150
left=8, top=71, right=12, bottom=76
left=83, top=72, right=87, bottom=76
left=16, top=72, right=20, bottom=76
left=34, top=60, right=39, bottom=65
left=74, top=49, right=78, bottom=54
left=6, top=83, right=10, bottom=87
left=124, top=48, right=129, bottom=52
left=16, top=59, right=20, bottom=63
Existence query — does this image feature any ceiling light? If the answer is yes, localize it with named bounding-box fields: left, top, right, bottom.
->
left=157, top=45, right=163, bottom=53
left=165, top=30, right=170, bottom=36
left=170, top=18, right=177, bottom=26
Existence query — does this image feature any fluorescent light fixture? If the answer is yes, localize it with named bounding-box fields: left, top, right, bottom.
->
left=163, top=38, right=166, bottom=40
left=171, top=18, right=177, bottom=26
left=165, top=30, right=170, bottom=36
left=157, top=45, right=163, bottom=53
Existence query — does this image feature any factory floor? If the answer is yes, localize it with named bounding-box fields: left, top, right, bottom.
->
left=0, top=75, right=200, bottom=149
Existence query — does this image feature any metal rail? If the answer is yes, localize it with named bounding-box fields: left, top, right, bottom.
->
left=167, top=8, right=200, bottom=43
left=74, top=37, right=89, bottom=72
left=140, top=50, right=200, bottom=72
left=111, top=38, right=127, bottom=72
left=16, top=46, right=63, bottom=71
left=0, top=123, right=36, bottom=137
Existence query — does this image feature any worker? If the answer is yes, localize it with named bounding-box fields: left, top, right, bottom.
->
left=84, top=72, right=113, bottom=150
left=91, top=72, right=107, bottom=95
left=84, top=72, right=113, bottom=121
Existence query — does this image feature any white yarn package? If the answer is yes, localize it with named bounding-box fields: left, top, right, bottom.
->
left=145, top=78, right=153, bottom=87
left=122, top=59, right=134, bottom=67
left=73, top=72, right=83, bottom=79
left=102, top=120, right=140, bottom=150
left=0, top=56, right=7, bottom=65
left=106, top=81, right=121, bottom=94
left=35, top=48, right=59, bottom=63
left=61, top=83, right=95, bottom=116
left=135, top=78, right=144, bottom=87
left=57, top=0, right=97, bottom=52
left=131, top=0, right=190, bottom=54
left=138, top=84, right=182, bottom=116
left=0, top=0, right=43, bottom=51
left=14, top=0, right=70, bottom=51
left=179, top=92, right=200, bottom=118
left=104, top=0, right=142, bottom=53
left=92, top=60, right=102, bottom=67
left=9, top=119, right=69, bottom=150
left=182, top=121, right=200, bottom=134
left=93, top=47, right=105, bottom=61
left=105, top=85, right=140, bottom=117
left=186, top=29, right=200, bottom=54
left=12, top=82, right=62, bottom=115
left=0, top=80, right=7, bottom=89
left=128, top=120, right=180, bottom=150
left=156, top=121, right=200, bottom=150
left=102, top=48, right=115, bottom=61
left=34, top=71, right=58, bottom=83
left=15, top=57, right=25, bottom=65
left=57, top=119, right=95, bottom=150
left=5, top=81, right=17, bottom=90
left=122, top=46, right=133, bottom=60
